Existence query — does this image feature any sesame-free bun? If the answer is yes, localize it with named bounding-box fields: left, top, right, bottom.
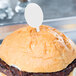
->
left=0, top=25, right=76, bottom=72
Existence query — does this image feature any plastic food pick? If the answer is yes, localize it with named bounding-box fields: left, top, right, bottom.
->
left=25, top=3, right=43, bottom=32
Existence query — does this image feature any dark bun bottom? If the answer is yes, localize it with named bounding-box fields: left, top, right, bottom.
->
left=0, top=58, right=76, bottom=76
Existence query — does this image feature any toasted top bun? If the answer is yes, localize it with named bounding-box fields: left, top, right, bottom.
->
left=0, top=25, right=76, bottom=73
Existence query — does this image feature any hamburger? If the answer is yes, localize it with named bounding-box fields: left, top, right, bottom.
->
left=0, top=25, right=76, bottom=76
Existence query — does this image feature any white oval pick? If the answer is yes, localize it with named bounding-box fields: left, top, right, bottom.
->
left=25, top=3, right=43, bottom=32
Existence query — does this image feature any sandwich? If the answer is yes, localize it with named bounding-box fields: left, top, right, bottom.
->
left=0, top=25, right=76, bottom=76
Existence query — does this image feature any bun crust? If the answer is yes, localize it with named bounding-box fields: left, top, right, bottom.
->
left=0, top=25, right=76, bottom=72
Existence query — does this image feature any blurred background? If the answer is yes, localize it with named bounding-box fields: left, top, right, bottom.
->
left=1, top=0, right=76, bottom=25
left=0, top=0, right=76, bottom=43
